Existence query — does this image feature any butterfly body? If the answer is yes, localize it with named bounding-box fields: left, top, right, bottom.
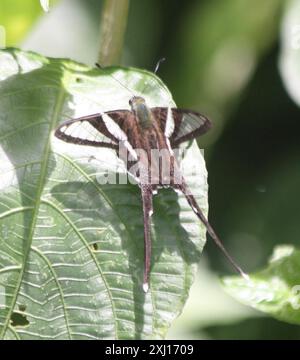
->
left=55, top=95, right=247, bottom=292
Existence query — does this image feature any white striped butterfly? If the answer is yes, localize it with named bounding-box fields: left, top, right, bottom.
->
left=55, top=67, right=247, bottom=292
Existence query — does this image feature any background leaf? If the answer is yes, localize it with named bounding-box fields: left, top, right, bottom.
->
left=0, top=48, right=208, bottom=339
left=0, top=0, right=59, bottom=45
left=223, top=245, right=300, bottom=325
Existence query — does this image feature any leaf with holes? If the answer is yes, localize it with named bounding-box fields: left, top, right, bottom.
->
left=0, top=48, right=208, bottom=339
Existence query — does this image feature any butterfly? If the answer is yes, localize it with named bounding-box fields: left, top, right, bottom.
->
left=55, top=84, right=247, bottom=292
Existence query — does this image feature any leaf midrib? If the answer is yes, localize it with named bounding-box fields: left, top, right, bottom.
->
left=0, top=84, right=67, bottom=339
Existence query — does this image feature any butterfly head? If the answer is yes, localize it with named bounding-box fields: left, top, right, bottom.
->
left=129, top=96, right=146, bottom=111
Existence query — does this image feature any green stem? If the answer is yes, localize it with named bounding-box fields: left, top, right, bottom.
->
left=98, top=0, right=130, bottom=67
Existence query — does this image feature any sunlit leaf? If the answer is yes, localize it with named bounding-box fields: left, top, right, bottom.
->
left=0, top=48, right=208, bottom=339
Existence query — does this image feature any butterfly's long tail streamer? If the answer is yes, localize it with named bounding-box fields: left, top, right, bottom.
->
left=179, top=183, right=249, bottom=280
left=141, top=186, right=154, bottom=293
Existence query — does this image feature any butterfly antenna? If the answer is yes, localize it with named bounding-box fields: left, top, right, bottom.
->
left=154, top=57, right=166, bottom=74
left=139, top=57, right=166, bottom=95
left=180, top=183, right=249, bottom=281
left=95, top=63, right=135, bottom=97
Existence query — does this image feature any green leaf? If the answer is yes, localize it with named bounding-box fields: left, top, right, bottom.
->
left=0, top=48, right=208, bottom=339
left=223, top=245, right=300, bottom=325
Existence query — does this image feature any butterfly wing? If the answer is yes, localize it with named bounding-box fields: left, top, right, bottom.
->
left=151, top=107, right=211, bottom=147
left=55, top=110, right=132, bottom=149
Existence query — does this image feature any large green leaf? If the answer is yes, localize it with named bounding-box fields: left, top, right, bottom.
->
left=223, top=245, right=300, bottom=325
left=0, top=48, right=208, bottom=339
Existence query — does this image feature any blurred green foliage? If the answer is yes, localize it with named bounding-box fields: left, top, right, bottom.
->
left=164, top=0, right=283, bottom=142
left=1, top=0, right=300, bottom=339
left=0, top=0, right=51, bottom=45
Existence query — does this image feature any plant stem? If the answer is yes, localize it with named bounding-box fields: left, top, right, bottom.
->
left=98, top=0, right=130, bottom=66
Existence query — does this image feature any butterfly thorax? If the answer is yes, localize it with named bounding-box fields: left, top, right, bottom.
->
left=123, top=100, right=178, bottom=187
left=129, top=96, right=153, bottom=129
